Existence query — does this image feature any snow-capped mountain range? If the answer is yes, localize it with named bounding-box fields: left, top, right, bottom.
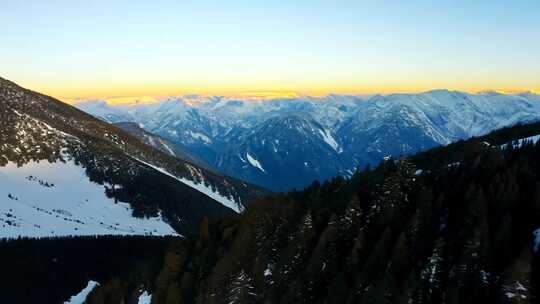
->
left=76, top=90, right=540, bottom=191
left=0, top=77, right=266, bottom=238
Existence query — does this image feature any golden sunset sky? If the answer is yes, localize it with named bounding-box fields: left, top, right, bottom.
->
left=1, top=1, right=539, bottom=103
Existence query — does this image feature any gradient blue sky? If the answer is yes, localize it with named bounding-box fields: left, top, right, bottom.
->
left=1, top=0, right=539, bottom=100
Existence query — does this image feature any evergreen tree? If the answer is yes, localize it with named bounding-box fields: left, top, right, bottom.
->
left=226, top=270, right=258, bottom=304
left=499, top=247, right=532, bottom=304
left=420, top=237, right=446, bottom=302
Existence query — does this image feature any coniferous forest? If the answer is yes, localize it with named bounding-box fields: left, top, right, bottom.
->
left=3, top=122, right=540, bottom=303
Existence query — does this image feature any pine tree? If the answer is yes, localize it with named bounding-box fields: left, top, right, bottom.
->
left=448, top=226, right=489, bottom=303
left=359, top=227, right=393, bottom=285
left=395, top=270, right=423, bottom=304
left=326, top=272, right=348, bottom=303
left=338, top=194, right=363, bottom=239
left=361, top=270, right=398, bottom=304
left=389, top=231, right=412, bottom=282
left=347, top=228, right=369, bottom=271
left=499, top=247, right=532, bottom=304
left=226, top=270, right=258, bottom=304
left=368, top=159, right=416, bottom=226
left=420, top=237, right=446, bottom=302
left=153, top=251, right=182, bottom=304
left=279, top=212, right=315, bottom=285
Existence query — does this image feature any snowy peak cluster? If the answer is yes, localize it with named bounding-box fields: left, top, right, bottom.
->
left=76, top=90, right=540, bottom=190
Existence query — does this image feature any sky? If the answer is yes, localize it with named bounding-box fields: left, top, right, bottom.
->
left=1, top=0, right=539, bottom=102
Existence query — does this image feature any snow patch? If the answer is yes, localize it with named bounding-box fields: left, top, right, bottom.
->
left=447, top=162, right=460, bottom=168
left=246, top=153, right=266, bottom=173
left=64, top=280, right=99, bottom=304
left=187, top=131, right=212, bottom=144
left=318, top=129, right=342, bottom=153
left=138, top=291, right=152, bottom=304
left=533, top=228, right=540, bottom=253
left=505, top=281, right=528, bottom=300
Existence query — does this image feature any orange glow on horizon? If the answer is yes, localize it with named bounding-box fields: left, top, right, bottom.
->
left=16, top=78, right=539, bottom=105
left=54, top=86, right=540, bottom=106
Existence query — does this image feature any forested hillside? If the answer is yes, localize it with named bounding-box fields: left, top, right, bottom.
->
left=134, top=134, right=540, bottom=304
left=3, top=122, right=540, bottom=303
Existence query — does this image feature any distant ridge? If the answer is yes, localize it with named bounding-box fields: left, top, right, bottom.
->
left=76, top=89, right=540, bottom=191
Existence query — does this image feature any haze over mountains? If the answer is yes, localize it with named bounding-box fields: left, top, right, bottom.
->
left=76, top=90, right=540, bottom=191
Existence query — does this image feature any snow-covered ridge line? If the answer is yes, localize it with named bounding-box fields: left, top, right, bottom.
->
left=500, top=134, right=540, bottom=149
left=246, top=153, right=266, bottom=173
left=13, top=107, right=80, bottom=142
left=128, top=155, right=244, bottom=213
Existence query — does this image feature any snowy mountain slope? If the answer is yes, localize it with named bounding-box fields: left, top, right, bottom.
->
left=215, top=114, right=353, bottom=190
left=0, top=76, right=267, bottom=236
left=0, top=158, right=178, bottom=238
left=75, top=90, right=540, bottom=191
left=337, top=90, right=540, bottom=166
